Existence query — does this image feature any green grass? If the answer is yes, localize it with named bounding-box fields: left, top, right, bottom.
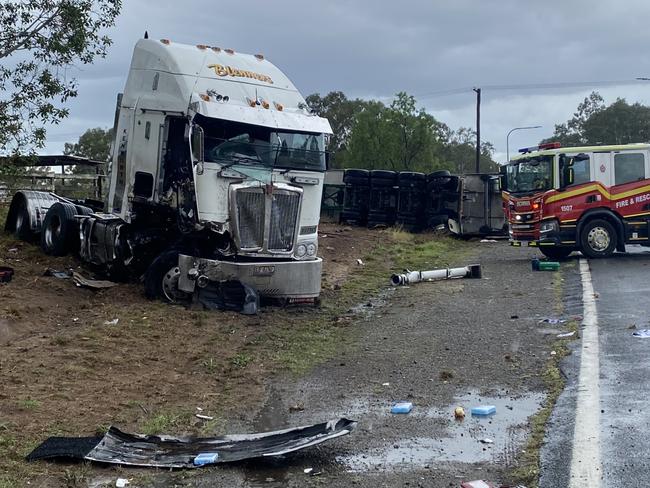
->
left=509, top=261, right=579, bottom=487
left=230, top=353, right=253, bottom=369
left=17, top=398, right=40, bottom=410
left=140, top=410, right=192, bottom=435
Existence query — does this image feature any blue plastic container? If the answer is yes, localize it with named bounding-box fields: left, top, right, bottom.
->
left=193, top=452, right=219, bottom=466
left=471, top=405, right=496, bottom=416
left=391, top=402, right=413, bottom=414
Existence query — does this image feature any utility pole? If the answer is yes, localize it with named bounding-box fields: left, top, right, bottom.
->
left=473, top=87, right=481, bottom=173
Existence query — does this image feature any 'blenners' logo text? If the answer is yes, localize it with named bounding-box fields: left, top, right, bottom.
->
left=208, top=64, right=273, bottom=84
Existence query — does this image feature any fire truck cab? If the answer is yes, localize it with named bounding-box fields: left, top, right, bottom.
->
left=503, top=142, right=650, bottom=259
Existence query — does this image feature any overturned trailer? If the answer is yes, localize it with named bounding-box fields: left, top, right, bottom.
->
left=4, top=37, right=332, bottom=304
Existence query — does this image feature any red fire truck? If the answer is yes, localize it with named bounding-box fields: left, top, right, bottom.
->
left=503, top=142, right=650, bottom=259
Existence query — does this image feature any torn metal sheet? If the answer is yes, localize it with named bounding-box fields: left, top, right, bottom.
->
left=27, top=418, right=356, bottom=468
left=44, top=268, right=72, bottom=279
left=72, top=272, right=118, bottom=289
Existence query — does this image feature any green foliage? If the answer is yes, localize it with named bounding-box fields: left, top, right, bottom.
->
left=308, top=90, right=498, bottom=174
left=64, top=126, right=112, bottom=173
left=541, top=91, right=650, bottom=147
left=0, top=1, right=122, bottom=154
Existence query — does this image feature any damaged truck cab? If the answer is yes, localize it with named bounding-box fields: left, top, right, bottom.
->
left=7, top=38, right=332, bottom=304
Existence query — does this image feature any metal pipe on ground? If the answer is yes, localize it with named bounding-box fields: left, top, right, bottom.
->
left=390, top=264, right=481, bottom=286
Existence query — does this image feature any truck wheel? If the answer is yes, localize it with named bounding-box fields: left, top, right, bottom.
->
left=12, top=198, right=32, bottom=240
left=540, top=246, right=573, bottom=260
left=144, top=250, right=191, bottom=303
left=580, top=219, right=617, bottom=258
left=40, top=202, right=78, bottom=256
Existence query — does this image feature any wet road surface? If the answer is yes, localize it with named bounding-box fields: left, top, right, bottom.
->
left=541, top=247, right=650, bottom=487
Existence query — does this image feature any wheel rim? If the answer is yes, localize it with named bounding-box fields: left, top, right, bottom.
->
left=45, top=215, right=61, bottom=248
left=162, top=266, right=184, bottom=302
left=587, top=226, right=610, bottom=252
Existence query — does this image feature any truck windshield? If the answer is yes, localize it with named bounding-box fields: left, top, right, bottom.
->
left=204, top=126, right=325, bottom=171
left=506, top=156, right=553, bottom=194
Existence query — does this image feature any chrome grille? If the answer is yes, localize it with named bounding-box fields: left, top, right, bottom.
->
left=269, top=191, right=300, bottom=251
left=235, top=188, right=265, bottom=249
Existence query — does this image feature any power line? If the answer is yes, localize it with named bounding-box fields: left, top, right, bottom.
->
left=414, top=78, right=649, bottom=101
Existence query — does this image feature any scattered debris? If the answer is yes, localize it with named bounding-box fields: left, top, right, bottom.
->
left=103, top=319, right=119, bottom=326
left=391, top=264, right=481, bottom=286
left=461, top=481, right=494, bottom=488
left=73, top=272, right=118, bottom=289
left=470, top=405, right=496, bottom=416
left=454, top=406, right=466, bottom=419
left=304, top=468, right=313, bottom=474
left=510, top=314, right=519, bottom=319
left=480, top=438, right=494, bottom=444
left=480, top=239, right=498, bottom=243
left=550, top=351, right=557, bottom=356
left=26, top=418, right=356, bottom=468
left=193, top=452, right=219, bottom=466
left=632, top=329, right=650, bottom=338
left=531, top=258, right=559, bottom=271
left=539, top=317, right=567, bottom=325
left=382, top=382, right=390, bottom=386
left=289, top=403, right=305, bottom=412
left=391, top=402, right=413, bottom=414
left=197, top=280, right=259, bottom=315
left=557, top=331, right=576, bottom=338
left=0, top=266, right=14, bottom=283
left=115, top=479, right=130, bottom=488
left=195, top=414, right=214, bottom=421
left=8, top=247, right=18, bottom=253
left=43, top=268, right=71, bottom=279
left=439, top=370, right=454, bottom=381
left=356, top=258, right=364, bottom=266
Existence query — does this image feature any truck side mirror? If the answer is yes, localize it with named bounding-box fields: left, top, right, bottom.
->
left=191, top=125, right=205, bottom=164
left=499, top=165, right=507, bottom=192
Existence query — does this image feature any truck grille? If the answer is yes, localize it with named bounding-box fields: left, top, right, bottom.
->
left=234, top=186, right=301, bottom=253
left=235, top=188, right=265, bottom=249
left=269, top=191, right=300, bottom=251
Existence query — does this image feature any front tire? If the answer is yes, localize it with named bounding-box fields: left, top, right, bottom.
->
left=580, top=218, right=617, bottom=258
left=540, top=246, right=574, bottom=260
left=144, top=249, right=191, bottom=303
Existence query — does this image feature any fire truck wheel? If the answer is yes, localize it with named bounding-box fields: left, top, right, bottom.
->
left=580, top=218, right=617, bottom=258
left=540, top=246, right=573, bottom=260
left=144, top=249, right=191, bottom=303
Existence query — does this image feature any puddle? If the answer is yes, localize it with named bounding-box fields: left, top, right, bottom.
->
left=350, top=287, right=395, bottom=317
left=339, top=390, right=545, bottom=472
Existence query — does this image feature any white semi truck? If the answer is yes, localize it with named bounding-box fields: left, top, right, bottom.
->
left=4, top=37, right=332, bottom=308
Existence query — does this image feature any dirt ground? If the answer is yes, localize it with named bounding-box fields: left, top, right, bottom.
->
left=0, top=218, right=571, bottom=488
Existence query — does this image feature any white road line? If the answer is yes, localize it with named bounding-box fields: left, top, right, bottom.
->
left=569, top=259, right=601, bottom=487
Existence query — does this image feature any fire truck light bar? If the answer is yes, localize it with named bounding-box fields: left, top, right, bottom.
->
left=519, top=142, right=561, bottom=153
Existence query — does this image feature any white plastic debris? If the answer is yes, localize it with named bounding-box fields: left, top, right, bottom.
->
left=304, top=468, right=313, bottom=474
left=632, top=329, right=650, bottom=338
left=557, top=331, right=576, bottom=338
left=382, top=382, right=390, bottom=386
left=104, top=318, right=119, bottom=326
left=195, top=414, right=214, bottom=420
left=480, top=438, right=494, bottom=444
left=356, top=259, right=364, bottom=266
left=116, top=479, right=129, bottom=488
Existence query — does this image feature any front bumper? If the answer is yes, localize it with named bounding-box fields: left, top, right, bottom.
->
left=510, top=222, right=577, bottom=248
left=177, top=255, right=322, bottom=298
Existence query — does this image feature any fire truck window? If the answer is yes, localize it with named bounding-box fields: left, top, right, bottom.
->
left=614, top=153, right=645, bottom=185
left=571, top=156, right=591, bottom=186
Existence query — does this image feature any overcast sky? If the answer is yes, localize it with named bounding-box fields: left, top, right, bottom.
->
left=45, top=0, right=650, bottom=163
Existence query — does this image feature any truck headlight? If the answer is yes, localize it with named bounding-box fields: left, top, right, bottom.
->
left=296, top=244, right=307, bottom=257
left=306, top=243, right=317, bottom=256
left=540, top=219, right=559, bottom=234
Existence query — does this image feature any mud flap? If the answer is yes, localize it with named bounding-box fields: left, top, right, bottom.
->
left=26, top=418, right=356, bottom=468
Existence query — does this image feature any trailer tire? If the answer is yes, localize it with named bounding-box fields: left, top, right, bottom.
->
left=540, top=246, right=573, bottom=260
left=12, top=197, right=33, bottom=241
left=579, top=218, right=617, bottom=258
left=144, top=249, right=191, bottom=303
left=40, top=202, right=78, bottom=256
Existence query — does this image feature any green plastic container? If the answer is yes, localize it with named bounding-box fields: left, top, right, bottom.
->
left=532, top=259, right=560, bottom=271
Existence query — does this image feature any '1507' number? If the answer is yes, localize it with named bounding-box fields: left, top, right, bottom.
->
left=560, top=205, right=573, bottom=212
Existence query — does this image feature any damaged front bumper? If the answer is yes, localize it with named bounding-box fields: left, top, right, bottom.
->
left=177, top=254, right=323, bottom=299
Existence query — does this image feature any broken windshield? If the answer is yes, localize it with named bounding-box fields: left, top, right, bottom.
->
left=196, top=115, right=326, bottom=171
left=506, top=156, right=553, bottom=194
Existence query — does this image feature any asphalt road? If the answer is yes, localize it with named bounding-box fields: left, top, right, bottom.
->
left=541, top=246, right=650, bottom=488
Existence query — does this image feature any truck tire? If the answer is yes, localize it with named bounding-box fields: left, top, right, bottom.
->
left=12, top=197, right=33, bottom=240
left=40, top=202, right=78, bottom=256
left=579, top=218, right=617, bottom=258
left=144, top=249, right=191, bottom=303
left=540, top=246, right=573, bottom=260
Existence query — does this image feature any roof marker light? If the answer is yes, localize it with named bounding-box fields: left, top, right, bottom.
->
left=225, top=48, right=235, bottom=55
left=160, top=39, right=171, bottom=45
left=246, top=97, right=256, bottom=107
left=274, top=102, right=283, bottom=111
left=199, top=94, right=210, bottom=102
left=196, top=44, right=208, bottom=50
left=211, top=46, right=221, bottom=52
left=254, top=54, right=264, bottom=60
left=261, top=100, right=270, bottom=109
